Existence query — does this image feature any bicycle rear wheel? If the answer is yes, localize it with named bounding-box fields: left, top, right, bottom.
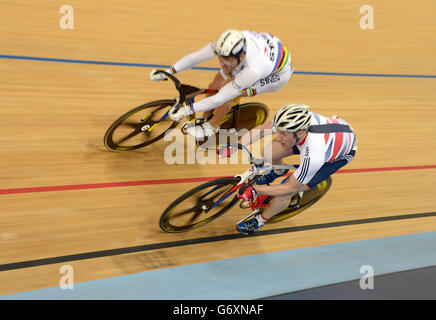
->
left=197, top=102, right=269, bottom=150
left=266, top=177, right=332, bottom=223
left=160, top=177, right=241, bottom=232
left=220, top=102, right=269, bottom=131
left=104, top=99, right=178, bottom=152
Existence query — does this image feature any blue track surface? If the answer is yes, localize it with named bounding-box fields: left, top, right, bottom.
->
left=2, top=231, right=435, bottom=300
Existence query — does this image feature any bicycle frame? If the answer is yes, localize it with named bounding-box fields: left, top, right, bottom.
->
left=159, top=144, right=331, bottom=233
left=105, top=70, right=268, bottom=152
left=205, top=144, right=298, bottom=213
left=152, top=70, right=244, bottom=131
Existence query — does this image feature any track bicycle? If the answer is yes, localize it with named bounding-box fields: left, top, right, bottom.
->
left=104, top=70, right=269, bottom=152
left=159, top=144, right=332, bottom=233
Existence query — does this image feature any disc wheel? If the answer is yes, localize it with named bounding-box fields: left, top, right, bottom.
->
left=220, top=102, right=269, bottom=131
left=160, top=177, right=241, bottom=232
left=197, top=102, right=269, bottom=150
left=266, top=177, right=333, bottom=223
left=104, top=99, right=177, bottom=152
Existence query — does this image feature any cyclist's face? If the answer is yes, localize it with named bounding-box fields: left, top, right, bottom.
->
left=218, top=56, right=238, bottom=73
left=218, top=52, right=245, bottom=73
left=276, top=130, right=306, bottom=149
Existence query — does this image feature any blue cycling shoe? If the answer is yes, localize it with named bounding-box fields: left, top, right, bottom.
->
left=256, top=169, right=289, bottom=185
left=237, top=217, right=261, bottom=235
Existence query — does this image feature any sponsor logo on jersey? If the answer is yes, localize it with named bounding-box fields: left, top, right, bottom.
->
left=259, top=74, right=281, bottom=87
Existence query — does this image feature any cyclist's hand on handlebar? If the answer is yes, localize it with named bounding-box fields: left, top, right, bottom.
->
left=169, top=104, right=194, bottom=122
left=217, top=145, right=238, bottom=158
left=237, top=185, right=257, bottom=202
left=149, top=69, right=168, bottom=82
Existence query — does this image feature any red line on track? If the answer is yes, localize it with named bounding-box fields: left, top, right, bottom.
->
left=1, top=165, right=435, bottom=196
left=337, top=165, right=436, bottom=174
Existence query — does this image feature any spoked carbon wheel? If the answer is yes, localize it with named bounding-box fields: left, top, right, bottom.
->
left=266, top=177, right=332, bottom=223
left=104, top=99, right=178, bottom=152
left=160, top=177, right=241, bottom=232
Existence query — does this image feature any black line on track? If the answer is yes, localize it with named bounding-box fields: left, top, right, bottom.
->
left=1, top=211, right=435, bottom=272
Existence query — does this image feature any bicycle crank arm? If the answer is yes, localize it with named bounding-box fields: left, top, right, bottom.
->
left=236, top=209, right=260, bottom=225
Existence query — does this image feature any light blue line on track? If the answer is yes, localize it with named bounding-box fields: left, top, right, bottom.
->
left=1, top=54, right=436, bottom=78
left=1, top=231, right=436, bottom=300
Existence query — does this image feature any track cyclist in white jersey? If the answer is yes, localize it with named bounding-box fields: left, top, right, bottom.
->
left=218, top=104, right=358, bottom=235
left=149, top=29, right=293, bottom=139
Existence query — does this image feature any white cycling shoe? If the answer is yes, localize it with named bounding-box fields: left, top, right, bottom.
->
left=186, top=121, right=218, bottom=140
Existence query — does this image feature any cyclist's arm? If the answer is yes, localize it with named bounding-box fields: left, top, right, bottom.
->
left=238, top=122, right=275, bottom=147
left=256, top=173, right=309, bottom=197
left=170, top=43, right=215, bottom=74
left=257, top=153, right=325, bottom=196
left=191, top=67, right=260, bottom=113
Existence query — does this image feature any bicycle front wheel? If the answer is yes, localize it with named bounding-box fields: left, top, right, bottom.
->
left=104, top=99, right=178, bottom=152
left=160, top=177, right=241, bottom=232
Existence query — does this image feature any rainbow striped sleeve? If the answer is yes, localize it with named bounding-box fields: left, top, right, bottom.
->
left=246, top=88, right=257, bottom=97
left=272, top=43, right=290, bottom=74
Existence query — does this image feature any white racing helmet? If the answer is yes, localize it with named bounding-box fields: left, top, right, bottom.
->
left=273, top=104, right=312, bottom=132
left=214, top=29, right=247, bottom=62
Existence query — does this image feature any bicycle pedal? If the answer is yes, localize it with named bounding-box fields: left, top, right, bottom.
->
left=289, top=192, right=303, bottom=208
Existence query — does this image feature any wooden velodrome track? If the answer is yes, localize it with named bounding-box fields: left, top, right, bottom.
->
left=1, top=0, right=435, bottom=296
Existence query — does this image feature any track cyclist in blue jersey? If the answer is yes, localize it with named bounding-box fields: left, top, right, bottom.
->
left=219, top=104, right=358, bottom=235
left=149, top=29, right=293, bottom=139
